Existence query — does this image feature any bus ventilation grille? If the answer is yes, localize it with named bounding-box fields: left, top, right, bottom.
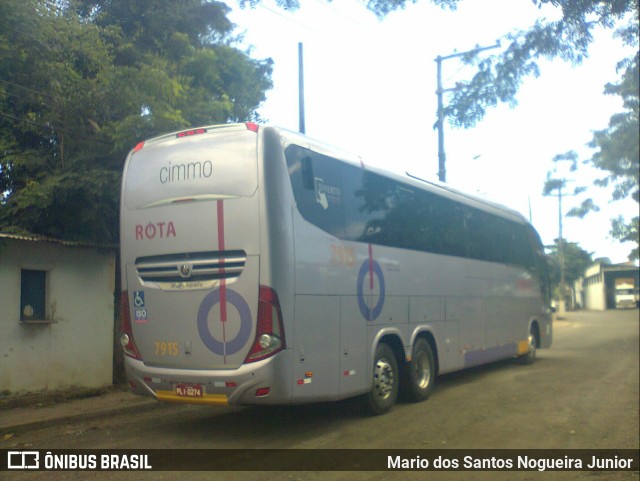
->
left=134, top=250, right=246, bottom=290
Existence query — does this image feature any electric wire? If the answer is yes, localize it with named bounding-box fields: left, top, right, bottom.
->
left=0, top=111, right=112, bottom=145
left=309, top=0, right=375, bottom=30
left=256, top=2, right=325, bottom=37
left=0, top=78, right=53, bottom=101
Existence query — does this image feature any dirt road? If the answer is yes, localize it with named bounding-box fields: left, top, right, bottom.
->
left=3, top=309, right=639, bottom=480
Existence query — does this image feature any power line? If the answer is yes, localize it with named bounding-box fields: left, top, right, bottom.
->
left=309, top=0, right=374, bottom=30
left=0, top=78, right=109, bottom=145
left=0, top=111, right=112, bottom=145
left=255, top=0, right=375, bottom=40
left=434, top=42, right=502, bottom=183
left=256, top=3, right=325, bottom=37
left=443, top=60, right=476, bottom=86
left=0, top=78, right=52, bottom=101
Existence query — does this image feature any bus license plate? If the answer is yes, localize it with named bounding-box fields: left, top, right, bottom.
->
left=175, top=384, right=203, bottom=398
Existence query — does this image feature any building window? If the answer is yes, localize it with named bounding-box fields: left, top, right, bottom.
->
left=20, top=269, right=48, bottom=321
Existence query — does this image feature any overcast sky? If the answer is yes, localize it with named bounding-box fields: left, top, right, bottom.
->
left=225, top=0, right=638, bottom=264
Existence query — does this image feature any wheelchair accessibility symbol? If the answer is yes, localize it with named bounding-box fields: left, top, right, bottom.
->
left=197, top=288, right=252, bottom=356
left=133, top=291, right=148, bottom=323
left=134, top=291, right=145, bottom=307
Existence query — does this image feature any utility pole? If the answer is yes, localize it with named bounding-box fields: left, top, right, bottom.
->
left=544, top=179, right=577, bottom=313
left=557, top=183, right=566, bottom=292
left=298, top=42, right=306, bottom=134
left=435, top=42, right=500, bottom=183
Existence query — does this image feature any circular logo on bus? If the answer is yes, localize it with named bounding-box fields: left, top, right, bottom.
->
left=179, top=263, right=193, bottom=278
left=357, top=259, right=385, bottom=321
left=197, top=288, right=252, bottom=356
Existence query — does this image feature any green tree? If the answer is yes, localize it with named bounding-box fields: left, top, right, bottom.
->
left=542, top=151, right=593, bottom=207
left=545, top=55, right=639, bottom=260
left=0, top=0, right=118, bottom=241
left=244, top=0, right=638, bottom=127
left=588, top=54, right=639, bottom=260
left=0, top=0, right=273, bottom=243
left=545, top=239, right=593, bottom=295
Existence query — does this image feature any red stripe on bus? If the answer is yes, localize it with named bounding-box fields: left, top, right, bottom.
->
left=368, top=244, right=374, bottom=290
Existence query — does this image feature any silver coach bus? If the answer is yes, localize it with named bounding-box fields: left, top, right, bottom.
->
left=119, top=123, right=552, bottom=415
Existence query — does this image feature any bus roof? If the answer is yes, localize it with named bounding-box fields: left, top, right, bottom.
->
left=129, top=123, right=531, bottom=227
left=272, top=125, right=531, bottom=227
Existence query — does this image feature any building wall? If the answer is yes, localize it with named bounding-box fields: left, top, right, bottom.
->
left=0, top=238, right=115, bottom=394
left=579, top=261, right=639, bottom=311
left=583, top=264, right=607, bottom=311
left=573, top=278, right=585, bottom=310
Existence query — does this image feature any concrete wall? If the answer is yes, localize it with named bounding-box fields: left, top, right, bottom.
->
left=582, top=263, right=606, bottom=311
left=0, top=237, right=115, bottom=394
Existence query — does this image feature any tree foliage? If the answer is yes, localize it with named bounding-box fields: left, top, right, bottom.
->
left=545, top=52, right=639, bottom=260
left=0, top=0, right=272, bottom=243
left=545, top=239, right=593, bottom=293
left=591, top=55, right=640, bottom=203
left=588, top=52, right=639, bottom=260
left=444, top=0, right=638, bottom=128
left=243, top=0, right=638, bottom=126
left=542, top=150, right=598, bottom=220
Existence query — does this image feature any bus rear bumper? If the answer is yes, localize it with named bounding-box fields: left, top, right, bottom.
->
left=124, top=351, right=292, bottom=406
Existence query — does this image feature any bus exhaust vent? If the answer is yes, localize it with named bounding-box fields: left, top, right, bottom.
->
left=135, top=250, right=246, bottom=291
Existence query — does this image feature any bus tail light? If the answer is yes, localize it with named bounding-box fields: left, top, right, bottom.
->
left=132, top=141, right=145, bottom=153
left=245, top=286, right=285, bottom=363
left=245, top=122, right=259, bottom=133
left=120, top=291, right=142, bottom=360
left=177, top=128, right=207, bottom=138
left=255, top=387, right=271, bottom=397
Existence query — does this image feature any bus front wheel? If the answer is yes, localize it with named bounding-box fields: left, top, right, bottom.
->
left=519, top=325, right=538, bottom=365
left=365, top=343, right=399, bottom=415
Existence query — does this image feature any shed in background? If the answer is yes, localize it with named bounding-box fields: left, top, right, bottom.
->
left=0, top=233, right=116, bottom=394
left=576, top=260, right=639, bottom=311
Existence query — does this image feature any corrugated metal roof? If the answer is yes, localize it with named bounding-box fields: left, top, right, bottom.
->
left=0, top=232, right=117, bottom=250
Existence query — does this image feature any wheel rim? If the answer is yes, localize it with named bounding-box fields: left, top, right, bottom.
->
left=528, top=334, right=536, bottom=358
left=373, top=358, right=394, bottom=400
left=413, top=351, right=431, bottom=389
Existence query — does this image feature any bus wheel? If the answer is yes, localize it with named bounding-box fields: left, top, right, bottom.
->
left=403, top=338, right=436, bottom=402
left=365, top=343, right=399, bottom=415
left=519, top=326, right=538, bottom=365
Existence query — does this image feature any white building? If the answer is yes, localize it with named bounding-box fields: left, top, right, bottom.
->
left=0, top=234, right=116, bottom=394
left=576, top=260, right=639, bottom=311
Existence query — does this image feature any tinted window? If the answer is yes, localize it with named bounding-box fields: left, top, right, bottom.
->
left=343, top=169, right=468, bottom=257
left=286, top=145, right=345, bottom=238
left=286, top=145, right=536, bottom=269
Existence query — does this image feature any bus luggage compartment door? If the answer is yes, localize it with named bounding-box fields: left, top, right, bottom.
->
left=292, top=295, right=340, bottom=401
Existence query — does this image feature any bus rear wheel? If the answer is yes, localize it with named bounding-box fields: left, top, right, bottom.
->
left=365, top=343, right=399, bottom=415
left=403, top=337, right=436, bottom=402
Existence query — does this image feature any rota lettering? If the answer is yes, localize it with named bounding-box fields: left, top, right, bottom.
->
left=135, top=221, right=176, bottom=240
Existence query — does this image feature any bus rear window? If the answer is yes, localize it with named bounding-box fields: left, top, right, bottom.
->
left=124, top=129, right=258, bottom=209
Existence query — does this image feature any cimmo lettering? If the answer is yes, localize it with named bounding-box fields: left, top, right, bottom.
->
left=135, top=221, right=176, bottom=240
left=159, top=160, right=213, bottom=184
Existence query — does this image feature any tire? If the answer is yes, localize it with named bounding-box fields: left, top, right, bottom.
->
left=365, top=343, right=399, bottom=416
left=403, top=337, right=436, bottom=402
left=518, top=326, right=538, bottom=365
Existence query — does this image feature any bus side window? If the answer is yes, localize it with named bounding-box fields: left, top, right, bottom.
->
left=285, top=144, right=345, bottom=238
left=302, top=156, right=314, bottom=190
left=344, top=170, right=392, bottom=245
